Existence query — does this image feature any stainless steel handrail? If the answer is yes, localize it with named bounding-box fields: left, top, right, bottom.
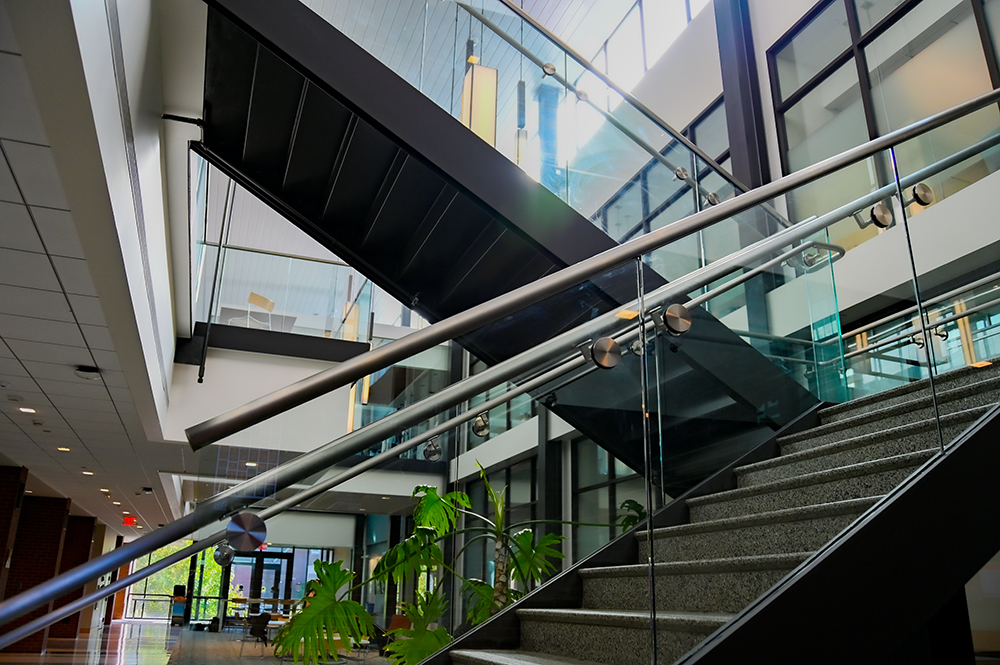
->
left=184, top=87, right=1000, bottom=449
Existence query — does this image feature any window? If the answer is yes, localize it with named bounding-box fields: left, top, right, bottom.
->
left=769, top=0, right=1000, bottom=246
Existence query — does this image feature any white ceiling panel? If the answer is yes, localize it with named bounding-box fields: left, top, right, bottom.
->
left=0, top=356, right=29, bottom=377
left=0, top=152, right=20, bottom=204
left=79, top=325, right=115, bottom=352
left=0, top=313, right=86, bottom=347
left=33, top=378, right=109, bottom=400
left=106, top=386, right=133, bottom=404
left=0, top=339, right=12, bottom=358
left=57, top=408, right=121, bottom=424
left=0, top=247, right=61, bottom=291
left=0, top=284, right=73, bottom=321
left=31, top=207, right=84, bottom=259
left=89, top=349, right=122, bottom=371
left=0, top=201, right=43, bottom=252
left=97, top=369, right=128, bottom=388
left=50, top=256, right=97, bottom=297
left=1, top=140, right=68, bottom=209
left=0, top=53, right=48, bottom=144
left=77, top=433, right=131, bottom=447
left=69, top=420, right=127, bottom=436
left=47, top=394, right=117, bottom=413
left=0, top=375, right=42, bottom=395
left=66, top=294, right=107, bottom=327
left=0, top=2, right=19, bottom=54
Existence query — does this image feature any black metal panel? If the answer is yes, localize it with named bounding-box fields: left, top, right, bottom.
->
left=682, top=405, right=1000, bottom=664
left=203, top=10, right=257, bottom=158
left=320, top=118, right=400, bottom=239
left=282, top=83, right=353, bottom=207
left=360, top=156, right=446, bottom=254
left=242, top=47, right=304, bottom=185
left=398, top=186, right=460, bottom=277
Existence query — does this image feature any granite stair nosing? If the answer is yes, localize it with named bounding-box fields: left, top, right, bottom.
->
left=777, top=376, right=1000, bottom=450
left=579, top=552, right=812, bottom=579
left=516, top=608, right=734, bottom=632
left=736, top=406, right=988, bottom=480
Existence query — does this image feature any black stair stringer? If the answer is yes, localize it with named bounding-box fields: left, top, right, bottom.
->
left=677, top=403, right=1000, bottom=665
left=419, top=404, right=825, bottom=663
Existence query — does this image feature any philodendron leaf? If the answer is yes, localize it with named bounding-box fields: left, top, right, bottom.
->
left=272, top=560, right=375, bottom=665
left=617, top=499, right=647, bottom=533
left=509, top=529, right=565, bottom=586
left=461, top=578, right=498, bottom=626
left=372, top=526, right=442, bottom=586
left=412, top=485, right=471, bottom=536
left=384, top=590, right=453, bottom=665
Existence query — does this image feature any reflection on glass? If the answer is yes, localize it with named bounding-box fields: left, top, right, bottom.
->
left=774, top=1, right=851, bottom=101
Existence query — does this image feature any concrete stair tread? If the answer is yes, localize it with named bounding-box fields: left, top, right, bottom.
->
left=819, top=359, right=999, bottom=421
left=639, top=496, right=877, bottom=539
left=781, top=376, right=1000, bottom=445
left=517, top=607, right=734, bottom=631
left=580, top=552, right=812, bottom=578
left=690, top=450, right=933, bottom=509
left=450, top=649, right=605, bottom=665
left=735, top=406, right=988, bottom=476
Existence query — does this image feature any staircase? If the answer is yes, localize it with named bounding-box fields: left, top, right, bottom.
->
left=449, top=360, right=1000, bottom=665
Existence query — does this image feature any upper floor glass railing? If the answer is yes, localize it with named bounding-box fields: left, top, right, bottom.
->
left=295, top=0, right=761, bottom=246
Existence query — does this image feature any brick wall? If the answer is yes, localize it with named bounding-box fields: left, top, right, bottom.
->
left=47, top=516, right=95, bottom=640
left=0, top=467, right=27, bottom=601
left=1, top=496, right=70, bottom=654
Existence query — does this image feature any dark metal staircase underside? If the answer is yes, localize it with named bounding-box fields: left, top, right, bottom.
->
left=199, top=0, right=817, bottom=487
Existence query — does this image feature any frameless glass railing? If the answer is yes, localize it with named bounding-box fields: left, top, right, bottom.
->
left=294, top=0, right=766, bottom=249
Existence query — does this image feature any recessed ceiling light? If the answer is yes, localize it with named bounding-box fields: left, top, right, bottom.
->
left=57, top=447, right=71, bottom=452
left=381, top=496, right=390, bottom=500
left=122, top=511, right=129, bottom=515
left=82, top=471, right=94, bottom=476
left=18, top=407, right=36, bottom=414
left=99, top=488, right=110, bottom=493
left=112, top=501, right=121, bottom=505
left=359, top=507, right=366, bottom=511
left=245, top=462, right=257, bottom=467
left=74, top=365, right=101, bottom=381
left=24, top=490, right=32, bottom=494
left=136, top=525, right=143, bottom=529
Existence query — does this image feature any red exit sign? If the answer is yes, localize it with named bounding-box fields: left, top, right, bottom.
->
left=123, top=516, right=136, bottom=526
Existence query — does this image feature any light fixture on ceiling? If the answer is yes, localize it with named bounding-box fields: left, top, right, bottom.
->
left=245, top=462, right=257, bottom=467
left=136, top=525, right=143, bottom=529
left=18, top=407, right=36, bottom=414
left=57, top=447, right=71, bottom=452
left=381, top=496, right=390, bottom=500
left=122, top=511, right=129, bottom=515
left=24, top=490, right=32, bottom=494
left=82, top=471, right=94, bottom=476
left=74, top=365, right=101, bottom=381
left=112, top=501, right=121, bottom=505
left=0, top=381, right=11, bottom=389
left=99, top=488, right=110, bottom=493
left=7, top=395, right=23, bottom=402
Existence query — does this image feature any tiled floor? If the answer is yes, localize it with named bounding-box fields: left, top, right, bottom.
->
left=0, top=620, right=176, bottom=665
left=0, top=621, right=392, bottom=665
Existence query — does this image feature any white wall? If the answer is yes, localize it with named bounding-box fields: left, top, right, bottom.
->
left=164, top=349, right=351, bottom=451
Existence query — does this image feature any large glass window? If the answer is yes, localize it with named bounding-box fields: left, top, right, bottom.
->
left=770, top=0, right=1000, bottom=240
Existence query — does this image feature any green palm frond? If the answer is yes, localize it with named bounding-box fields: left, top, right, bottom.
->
left=412, top=485, right=471, bottom=536
left=272, top=560, right=374, bottom=665
left=372, top=526, right=443, bottom=586
left=509, top=529, right=564, bottom=586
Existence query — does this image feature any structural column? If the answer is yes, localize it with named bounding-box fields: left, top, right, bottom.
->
left=1, top=496, right=70, bottom=654
left=48, top=516, right=96, bottom=640
left=0, top=466, right=28, bottom=601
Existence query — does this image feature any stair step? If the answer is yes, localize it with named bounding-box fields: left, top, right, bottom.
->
left=782, top=376, right=1000, bottom=453
left=579, top=552, right=809, bottom=614
left=517, top=608, right=732, bottom=665
left=689, top=450, right=933, bottom=522
left=451, top=649, right=603, bottom=665
left=735, top=407, right=987, bottom=486
left=819, top=358, right=1000, bottom=424
left=638, top=497, right=876, bottom=562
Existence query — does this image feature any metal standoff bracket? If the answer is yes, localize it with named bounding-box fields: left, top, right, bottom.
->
left=590, top=337, right=622, bottom=369
left=662, top=303, right=693, bottom=336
